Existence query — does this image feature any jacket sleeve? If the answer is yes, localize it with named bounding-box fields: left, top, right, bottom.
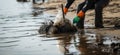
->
left=82, top=0, right=95, bottom=12
left=65, top=0, right=75, bottom=9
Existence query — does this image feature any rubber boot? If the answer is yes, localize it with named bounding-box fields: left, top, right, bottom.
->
left=95, top=18, right=104, bottom=28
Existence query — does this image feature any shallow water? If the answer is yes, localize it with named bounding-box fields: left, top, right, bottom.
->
left=0, top=0, right=120, bottom=55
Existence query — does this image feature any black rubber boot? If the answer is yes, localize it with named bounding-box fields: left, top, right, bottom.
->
left=95, top=17, right=104, bottom=28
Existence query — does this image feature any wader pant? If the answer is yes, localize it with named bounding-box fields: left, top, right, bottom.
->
left=77, top=0, right=110, bottom=28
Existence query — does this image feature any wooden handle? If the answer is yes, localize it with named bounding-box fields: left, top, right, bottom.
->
left=61, top=4, right=65, bottom=20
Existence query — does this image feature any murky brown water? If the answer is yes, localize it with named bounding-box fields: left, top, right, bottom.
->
left=0, top=0, right=120, bottom=55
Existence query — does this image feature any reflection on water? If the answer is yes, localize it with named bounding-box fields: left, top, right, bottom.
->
left=0, top=0, right=120, bottom=55
left=43, top=29, right=120, bottom=55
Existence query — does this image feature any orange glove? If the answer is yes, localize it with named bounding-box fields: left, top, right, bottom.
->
left=63, top=7, right=68, bottom=14
left=77, top=11, right=85, bottom=18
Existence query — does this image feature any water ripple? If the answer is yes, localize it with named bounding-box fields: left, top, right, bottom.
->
left=0, top=44, right=18, bottom=48
left=0, top=40, right=19, bottom=43
left=0, top=33, right=38, bottom=39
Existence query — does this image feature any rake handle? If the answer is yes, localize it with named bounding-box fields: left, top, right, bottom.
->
left=61, top=4, right=65, bottom=20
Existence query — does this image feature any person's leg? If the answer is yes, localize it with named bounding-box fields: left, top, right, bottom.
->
left=95, top=0, right=110, bottom=28
left=76, top=0, right=94, bottom=29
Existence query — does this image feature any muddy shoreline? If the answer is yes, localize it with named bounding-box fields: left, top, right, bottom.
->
left=37, top=0, right=120, bottom=55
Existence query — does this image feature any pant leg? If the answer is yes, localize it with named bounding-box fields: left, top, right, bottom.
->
left=95, top=0, right=109, bottom=27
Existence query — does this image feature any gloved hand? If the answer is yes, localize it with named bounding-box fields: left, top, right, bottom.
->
left=73, top=16, right=80, bottom=24
left=73, top=11, right=85, bottom=24
left=63, top=7, right=68, bottom=14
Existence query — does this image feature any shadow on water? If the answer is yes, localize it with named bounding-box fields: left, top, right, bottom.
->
left=39, top=29, right=120, bottom=55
